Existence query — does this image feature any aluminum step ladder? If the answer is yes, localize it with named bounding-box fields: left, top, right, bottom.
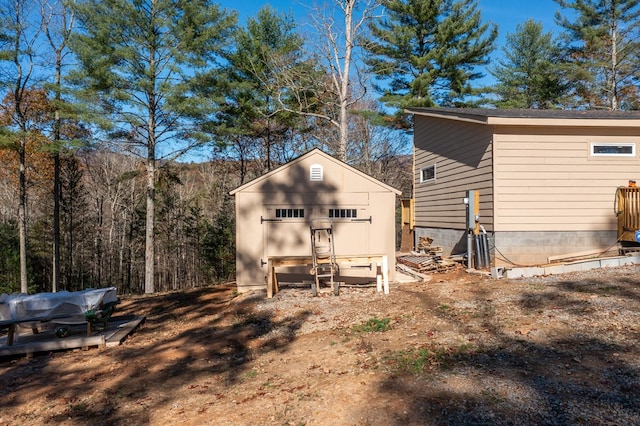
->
left=310, top=218, right=339, bottom=296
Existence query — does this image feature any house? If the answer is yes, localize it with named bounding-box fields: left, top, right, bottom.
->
left=229, top=148, right=401, bottom=293
left=407, top=107, right=640, bottom=267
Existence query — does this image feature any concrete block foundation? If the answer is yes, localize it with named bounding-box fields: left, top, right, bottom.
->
left=415, top=227, right=619, bottom=267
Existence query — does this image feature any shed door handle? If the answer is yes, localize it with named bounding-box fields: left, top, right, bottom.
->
left=351, top=216, right=372, bottom=223
left=261, top=216, right=282, bottom=224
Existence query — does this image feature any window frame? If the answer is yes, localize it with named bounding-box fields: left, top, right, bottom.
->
left=274, top=208, right=305, bottom=219
left=590, top=142, right=636, bottom=157
left=328, top=208, right=357, bottom=219
left=419, top=164, right=436, bottom=183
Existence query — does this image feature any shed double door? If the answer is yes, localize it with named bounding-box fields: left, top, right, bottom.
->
left=262, top=207, right=310, bottom=260
left=329, top=210, right=371, bottom=256
left=261, top=206, right=372, bottom=262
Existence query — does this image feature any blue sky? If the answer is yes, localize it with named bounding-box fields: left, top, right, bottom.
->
left=218, top=0, right=565, bottom=44
left=217, top=0, right=567, bottom=84
left=186, top=1, right=567, bottom=161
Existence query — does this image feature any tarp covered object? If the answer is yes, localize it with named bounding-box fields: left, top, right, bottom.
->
left=0, top=287, right=118, bottom=322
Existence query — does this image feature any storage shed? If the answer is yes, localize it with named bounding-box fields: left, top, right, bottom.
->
left=230, top=148, right=401, bottom=293
left=407, top=107, right=640, bottom=267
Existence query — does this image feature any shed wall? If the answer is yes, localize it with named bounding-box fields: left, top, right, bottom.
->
left=234, top=191, right=265, bottom=292
left=233, top=150, right=399, bottom=292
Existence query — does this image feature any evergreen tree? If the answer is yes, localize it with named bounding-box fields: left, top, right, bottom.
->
left=202, top=200, right=235, bottom=282
left=69, top=0, right=236, bottom=293
left=555, top=0, right=640, bottom=110
left=364, top=0, right=497, bottom=123
left=59, top=153, right=90, bottom=291
left=489, top=19, right=568, bottom=109
left=216, top=6, right=307, bottom=173
left=0, top=221, right=20, bottom=294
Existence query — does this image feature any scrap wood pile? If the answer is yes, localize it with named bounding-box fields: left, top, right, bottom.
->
left=397, top=236, right=459, bottom=273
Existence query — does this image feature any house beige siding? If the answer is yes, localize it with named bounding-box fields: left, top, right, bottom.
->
left=414, top=115, right=494, bottom=231
left=493, top=126, right=640, bottom=232
left=408, top=107, right=640, bottom=266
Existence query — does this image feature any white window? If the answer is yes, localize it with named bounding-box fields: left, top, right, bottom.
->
left=310, top=164, right=323, bottom=181
left=420, top=164, right=436, bottom=182
left=591, top=143, right=636, bottom=157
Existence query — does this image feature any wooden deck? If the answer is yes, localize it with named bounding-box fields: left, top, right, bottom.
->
left=0, top=314, right=145, bottom=358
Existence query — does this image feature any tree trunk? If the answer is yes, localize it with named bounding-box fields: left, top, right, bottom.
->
left=610, top=24, right=619, bottom=111
left=145, top=85, right=157, bottom=293
left=145, top=153, right=156, bottom=294
left=337, top=0, right=355, bottom=162
left=52, top=47, right=62, bottom=292
left=19, top=136, right=28, bottom=293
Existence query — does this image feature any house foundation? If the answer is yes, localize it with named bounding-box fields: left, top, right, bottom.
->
left=416, top=227, right=618, bottom=267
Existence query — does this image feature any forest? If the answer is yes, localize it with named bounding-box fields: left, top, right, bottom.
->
left=1, top=0, right=638, bottom=295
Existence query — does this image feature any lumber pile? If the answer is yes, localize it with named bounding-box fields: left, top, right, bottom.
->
left=417, top=236, right=442, bottom=256
left=397, top=254, right=457, bottom=273
left=417, top=236, right=434, bottom=250
left=397, top=237, right=457, bottom=273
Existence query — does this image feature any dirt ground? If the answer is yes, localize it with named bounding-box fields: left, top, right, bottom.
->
left=1, top=264, right=639, bottom=426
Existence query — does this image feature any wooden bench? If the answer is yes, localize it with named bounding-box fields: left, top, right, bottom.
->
left=266, top=255, right=389, bottom=298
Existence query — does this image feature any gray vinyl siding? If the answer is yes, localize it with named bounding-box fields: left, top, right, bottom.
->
left=414, top=116, right=494, bottom=231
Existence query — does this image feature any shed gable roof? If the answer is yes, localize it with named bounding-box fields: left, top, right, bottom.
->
left=229, top=148, right=401, bottom=196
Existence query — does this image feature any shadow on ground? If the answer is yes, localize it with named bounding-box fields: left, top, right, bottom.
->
left=371, top=275, right=640, bottom=425
left=0, top=284, right=310, bottom=425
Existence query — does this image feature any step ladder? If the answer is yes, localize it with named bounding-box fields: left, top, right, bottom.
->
left=310, top=218, right=339, bottom=296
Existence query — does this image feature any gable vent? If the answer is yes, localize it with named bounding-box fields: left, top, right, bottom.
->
left=310, top=164, right=323, bottom=181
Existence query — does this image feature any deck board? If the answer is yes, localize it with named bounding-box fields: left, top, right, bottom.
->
left=0, top=314, right=145, bottom=358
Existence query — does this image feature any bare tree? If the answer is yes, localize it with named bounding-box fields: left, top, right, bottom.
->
left=271, top=0, right=382, bottom=162
left=0, top=0, right=43, bottom=293
left=41, top=0, right=75, bottom=292
left=347, top=96, right=411, bottom=192
left=81, top=149, right=143, bottom=291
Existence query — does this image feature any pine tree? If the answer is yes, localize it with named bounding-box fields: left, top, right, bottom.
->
left=59, top=153, right=89, bottom=291
left=489, top=19, right=568, bottom=109
left=555, top=0, right=640, bottom=110
left=42, top=0, right=77, bottom=293
left=216, top=6, right=307, bottom=173
left=0, top=221, right=20, bottom=294
left=364, top=0, right=497, bottom=122
left=69, top=0, right=236, bottom=293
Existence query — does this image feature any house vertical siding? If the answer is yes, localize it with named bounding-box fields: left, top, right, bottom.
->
left=414, top=115, right=494, bottom=232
